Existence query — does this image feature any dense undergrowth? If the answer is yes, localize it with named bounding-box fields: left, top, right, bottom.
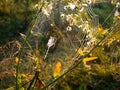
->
left=0, top=0, right=120, bottom=90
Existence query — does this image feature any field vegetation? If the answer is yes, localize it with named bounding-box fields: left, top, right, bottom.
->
left=0, top=0, right=120, bottom=90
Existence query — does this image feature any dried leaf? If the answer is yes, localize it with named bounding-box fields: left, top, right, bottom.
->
left=47, top=36, right=56, bottom=48
left=98, top=25, right=103, bottom=32
left=83, top=57, right=98, bottom=66
left=77, top=48, right=84, bottom=56
left=98, top=25, right=107, bottom=35
left=53, top=61, right=62, bottom=78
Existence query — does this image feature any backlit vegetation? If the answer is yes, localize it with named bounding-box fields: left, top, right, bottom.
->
left=0, top=0, right=120, bottom=90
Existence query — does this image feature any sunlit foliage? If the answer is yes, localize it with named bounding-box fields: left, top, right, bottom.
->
left=0, top=0, right=120, bottom=90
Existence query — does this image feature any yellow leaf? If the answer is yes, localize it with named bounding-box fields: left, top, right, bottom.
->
left=83, top=57, right=98, bottom=66
left=53, top=61, right=62, bottom=78
left=77, top=48, right=84, bottom=56
left=98, top=25, right=103, bottom=32
left=15, top=57, right=19, bottom=64
left=98, top=25, right=107, bottom=35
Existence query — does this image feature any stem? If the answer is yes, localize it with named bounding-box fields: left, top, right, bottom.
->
left=27, top=71, right=39, bottom=90
left=16, top=42, right=26, bottom=90
left=15, top=1, right=46, bottom=89
left=44, top=47, right=50, bottom=60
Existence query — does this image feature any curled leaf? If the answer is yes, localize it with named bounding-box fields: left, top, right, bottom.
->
left=77, top=48, right=84, bottom=56
left=83, top=57, right=98, bottom=67
left=47, top=36, right=57, bottom=48
left=98, top=25, right=103, bottom=32
left=98, top=25, right=107, bottom=35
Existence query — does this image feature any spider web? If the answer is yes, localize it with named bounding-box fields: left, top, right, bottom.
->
left=20, top=0, right=120, bottom=89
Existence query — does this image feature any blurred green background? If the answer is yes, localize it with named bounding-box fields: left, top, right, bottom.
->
left=0, top=0, right=39, bottom=44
